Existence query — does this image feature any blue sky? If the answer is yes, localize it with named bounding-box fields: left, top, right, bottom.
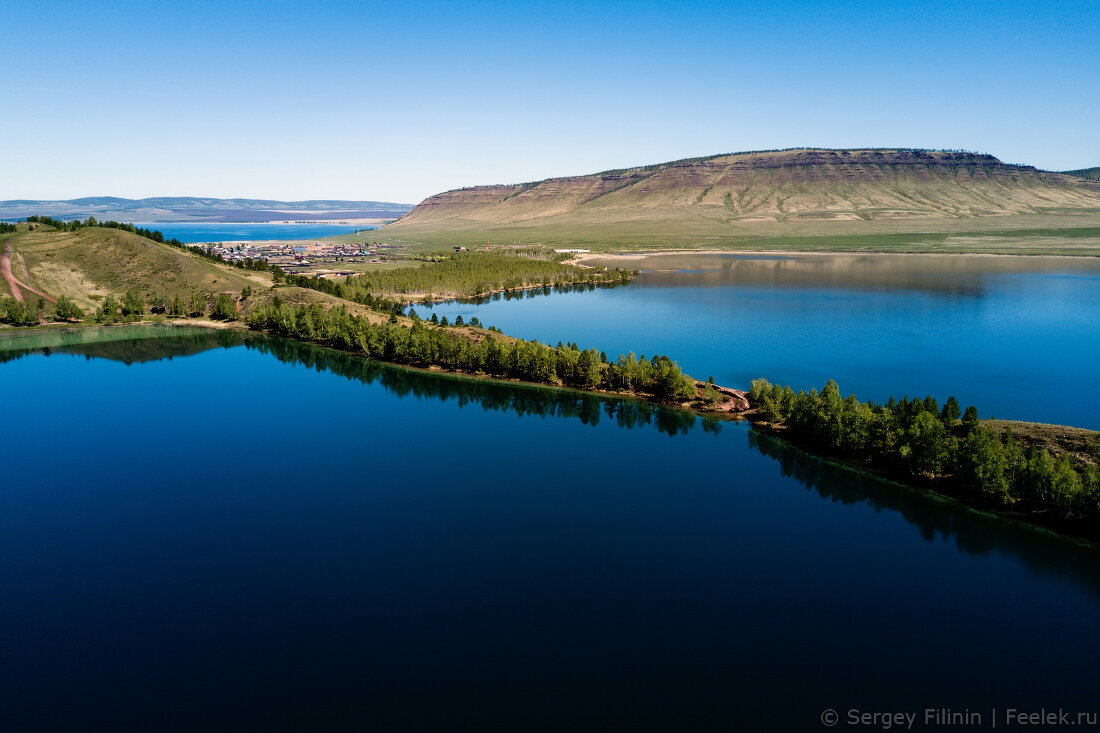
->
left=2, top=0, right=1097, bottom=203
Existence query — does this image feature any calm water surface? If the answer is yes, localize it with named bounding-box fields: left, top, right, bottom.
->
left=1, top=327, right=1097, bottom=730
left=142, top=222, right=373, bottom=242
left=426, top=253, right=1100, bottom=428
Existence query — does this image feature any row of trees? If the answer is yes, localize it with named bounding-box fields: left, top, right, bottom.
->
left=749, top=378, right=1100, bottom=520
left=343, top=251, right=634, bottom=301
left=90, top=289, right=237, bottom=323
left=0, top=296, right=41, bottom=326
left=246, top=300, right=696, bottom=399
left=248, top=336, right=719, bottom=438
left=0, top=295, right=84, bottom=325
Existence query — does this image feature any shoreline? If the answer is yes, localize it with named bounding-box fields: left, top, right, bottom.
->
left=743, top=416, right=1100, bottom=547
left=395, top=274, right=634, bottom=307
left=4, top=318, right=1097, bottom=545
left=574, top=249, right=1100, bottom=265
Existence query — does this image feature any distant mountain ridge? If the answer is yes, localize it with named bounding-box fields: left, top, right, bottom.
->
left=381, top=148, right=1100, bottom=246
left=0, top=197, right=414, bottom=223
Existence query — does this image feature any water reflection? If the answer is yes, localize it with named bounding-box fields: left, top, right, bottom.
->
left=248, top=336, right=716, bottom=438
left=5, top=328, right=1096, bottom=586
left=0, top=327, right=714, bottom=439
left=748, top=429, right=1100, bottom=599
left=587, top=253, right=1100, bottom=297
left=0, top=324, right=246, bottom=364
left=413, top=280, right=630, bottom=310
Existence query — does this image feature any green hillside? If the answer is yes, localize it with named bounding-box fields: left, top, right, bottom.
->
left=376, top=149, right=1100, bottom=252
left=2, top=223, right=271, bottom=309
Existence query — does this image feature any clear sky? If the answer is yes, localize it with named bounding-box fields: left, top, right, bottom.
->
left=2, top=0, right=1097, bottom=204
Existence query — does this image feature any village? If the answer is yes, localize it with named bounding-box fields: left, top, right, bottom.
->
left=198, top=238, right=400, bottom=278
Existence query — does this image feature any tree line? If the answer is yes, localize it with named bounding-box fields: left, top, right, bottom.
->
left=749, top=378, right=1100, bottom=522
left=1, top=295, right=84, bottom=326
left=342, top=251, right=633, bottom=302
left=247, top=336, right=717, bottom=438
left=246, top=299, right=697, bottom=400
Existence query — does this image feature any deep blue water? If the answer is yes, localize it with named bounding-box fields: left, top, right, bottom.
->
left=142, top=222, right=374, bottom=242
left=423, top=253, right=1100, bottom=429
left=1, top=328, right=1098, bottom=730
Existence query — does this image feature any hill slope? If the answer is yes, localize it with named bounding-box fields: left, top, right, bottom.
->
left=2, top=225, right=270, bottom=308
left=380, top=149, right=1100, bottom=249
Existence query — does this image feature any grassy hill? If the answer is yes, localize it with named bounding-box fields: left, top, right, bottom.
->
left=2, top=223, right=270, bottom=309
left=377, top=149, right=1100, bottom=252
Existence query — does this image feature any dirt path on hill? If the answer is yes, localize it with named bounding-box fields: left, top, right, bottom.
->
left=2, top=241, right=56, bottom=303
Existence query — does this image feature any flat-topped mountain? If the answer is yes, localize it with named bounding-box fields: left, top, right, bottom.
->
left=381, top=149, right=1100, bottom=247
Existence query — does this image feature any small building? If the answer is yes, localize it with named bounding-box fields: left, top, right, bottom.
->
left=453, top=246, right=468, bottom=252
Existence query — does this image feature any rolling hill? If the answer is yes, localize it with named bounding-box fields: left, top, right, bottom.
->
left=378, top=149, right=1100, bottom=251
left=1, top=224, right=271, bottom=309
left=0, top=197, right=414, bottom=223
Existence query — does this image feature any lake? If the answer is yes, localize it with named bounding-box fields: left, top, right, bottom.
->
left=140, top=222, right=375, bottom=243
left=423, top=253, right=1100, bottom=429
left=1, top=326, right=1098, bottom=730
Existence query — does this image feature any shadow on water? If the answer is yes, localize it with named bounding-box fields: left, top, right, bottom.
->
left=748, top=428, right=1100, bottom=600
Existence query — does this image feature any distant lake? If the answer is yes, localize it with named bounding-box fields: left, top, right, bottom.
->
left=424, top=253, right=1100, bottom=429
left=1, top=327, right=1097, bottom=729
left=140, top=222, right=377, bottom=242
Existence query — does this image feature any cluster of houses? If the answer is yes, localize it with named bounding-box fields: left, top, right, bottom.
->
left=199, top=240, right=396, bottom=277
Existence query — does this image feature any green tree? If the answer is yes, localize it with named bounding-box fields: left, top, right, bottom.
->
left=210, top=294, right=236, bottom=320
left=961, top=405, right=980, bottom=433
left=940, top=396, right=961, bottom=429
left=908, top=411, right=947, bottom=477
left=959, top=427, right=1009, bottom=501
left=189, top=292, right=206, bottom=317
left=121, top=288, right=144, bottom=318
left=97, top=294, right=119, bottom=323
left=53, top=295, right=85, bottom=321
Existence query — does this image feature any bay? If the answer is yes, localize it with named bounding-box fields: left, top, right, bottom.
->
left=1, top=329, right=1097, bottom=730
left=424, top=253, right=1100, bottom=428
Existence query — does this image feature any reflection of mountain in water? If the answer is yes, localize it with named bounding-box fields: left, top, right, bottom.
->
left=592, top=253, right=1100, bottom=298
left=748, top=429, right=1100, bottom=601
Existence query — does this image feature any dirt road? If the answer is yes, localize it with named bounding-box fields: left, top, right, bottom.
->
left=1, top=241, right=56, bottom=303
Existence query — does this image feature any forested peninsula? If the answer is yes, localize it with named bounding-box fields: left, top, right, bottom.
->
left=747, top=379, right=1100, bottom=539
